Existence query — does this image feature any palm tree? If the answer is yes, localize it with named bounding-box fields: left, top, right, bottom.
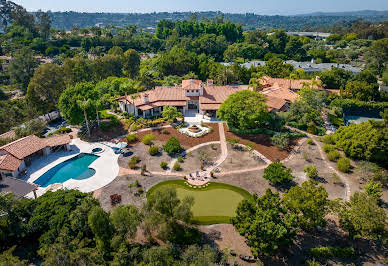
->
left=94, top=99, right=103, bottom=128
left=78, top=99, right=91, bottom=137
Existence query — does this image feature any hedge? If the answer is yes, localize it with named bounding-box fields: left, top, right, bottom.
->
left=227, top=123, right=306, bottom=138
left=329, top=98, right=388, bottom=110
left=310, top=246, right=355, bottom=259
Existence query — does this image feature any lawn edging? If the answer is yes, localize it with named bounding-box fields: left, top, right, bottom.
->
left=146, top=179, right=252, bottom=225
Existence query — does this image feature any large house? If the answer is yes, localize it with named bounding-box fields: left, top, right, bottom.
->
left=117, top=79, right=303, bottom=119
left=0, top=134, right=71, bottom=178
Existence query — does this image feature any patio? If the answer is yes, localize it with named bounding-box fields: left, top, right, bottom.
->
left=24, top=138, right=120, bottom=198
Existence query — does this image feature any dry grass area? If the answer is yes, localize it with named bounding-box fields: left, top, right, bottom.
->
left=180, top=144, right=221, bottom=174
left=134, top=123, right=220, bottom=148
left=224, top=124, right=296, bottom=162
left=218, top=144, right=267, bottom=173
left=93, top=174, right=179, bottom=211
left=283, top=142, right=348, bottom=200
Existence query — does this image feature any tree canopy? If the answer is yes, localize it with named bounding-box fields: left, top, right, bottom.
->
left=218, top=90, right=270, bottom=130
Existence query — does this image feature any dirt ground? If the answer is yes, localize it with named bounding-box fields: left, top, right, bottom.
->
left=86, top=121, right=128, bottom=142
left=118, top=140, right=174, bottom=172
left=199, top=224, right=254, bottom=266
left=218, top=144, right=267, bottom=173
left=224, top=124, right=296, bottom=162
left=180, top=143, right=221, bottom=174
left=134, top=123, right=220, bottom=149
left=93, top=174, right=180, bottom=211
left=283, top=141, right=348, bottom=200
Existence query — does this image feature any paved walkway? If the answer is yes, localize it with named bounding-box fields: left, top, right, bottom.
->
left=286, top=126, right=351, bottom=200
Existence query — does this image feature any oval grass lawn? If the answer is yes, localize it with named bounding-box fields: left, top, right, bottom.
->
left=147, top=180, right=251, bottom=225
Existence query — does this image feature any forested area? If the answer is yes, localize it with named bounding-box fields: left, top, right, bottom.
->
left=0, top=1, right=387, bottom=265
left=43, top=10, right=388, bottom=32
left=0, top=0, right=386, bottom=135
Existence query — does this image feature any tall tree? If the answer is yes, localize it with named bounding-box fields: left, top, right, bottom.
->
left=218, top=90, right=270, bottom=130
left=123, top=49, right=140, bottom=79
left=35, top=10, right=52, bottom=39
left=283, top=180, right=329, bottom=231
left=26, top=64, right=65, bottom=114
left=232, top=189, right=297, bottom=256
left=338, top=192, right=387, bottom=240
left=8, top=47, right=39, bottom=92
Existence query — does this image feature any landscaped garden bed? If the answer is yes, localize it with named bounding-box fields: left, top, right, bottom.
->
left=224, top=124, right=297, bottom=162
left=146, top=180, right=252, bottom=225
left=133, top=123, right=220, bottom=148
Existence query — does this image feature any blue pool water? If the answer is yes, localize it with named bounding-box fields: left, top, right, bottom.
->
left=34, top=153, right=99, bottom=188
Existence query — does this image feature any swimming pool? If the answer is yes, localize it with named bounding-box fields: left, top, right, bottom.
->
left=34, top=153, right=99, bottom=188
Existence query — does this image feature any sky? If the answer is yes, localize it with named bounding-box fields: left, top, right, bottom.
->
left=12, top=0, right=388, bottom=15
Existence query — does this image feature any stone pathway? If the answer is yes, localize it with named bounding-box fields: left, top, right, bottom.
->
left=286, top=126, right=351, bottom=200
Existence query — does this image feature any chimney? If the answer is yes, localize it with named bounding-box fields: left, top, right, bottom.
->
left=143, top=94, right=149, bottom=103
left=207, top=79, right=214, bottom=86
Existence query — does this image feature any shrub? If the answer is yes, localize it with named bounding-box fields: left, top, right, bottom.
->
left=173, top=162, right=181, bottom=171
left=227, top=138, right=240, bottom=148
left=364, top=180, right=382, bottom=199
left=135, top=180, right=140, bottom=187
left=304, top=165, right=318, bottom=178
left=310, top=246, right=355, bottom=259
left=163, top=137, right=183, bottom=155
left=126, top=133, right=137, bottom=143
left=141, top=165, right=147, bottom=175
left=128, top=156, right=140, bottom=169
left=142, top=133, right=155, bottom=145
left=110, top=194, right=121, bottom=206
left=160, top=161, right=168, bottom=170
left=322, top=144, right=336, bottom=153
left=322, top=134, right=336, bottom=145
left=263, top=161, right=294, bottom=185
left=177, top=157, right=184, bottom=163
left=307, top=122, right=318, bottom=135
left=245, top=142, right=254, bottom=151
left=337, top=158, right=350, bottom=173
left=148, top=145, right=160, bottom=156
left=333, top=121, right=387, bottom=164
left=271, top=133, right=289, bottom=150
left=307, top=139, right=314, bottom=145
left=327, top=150, right=341, bottom=162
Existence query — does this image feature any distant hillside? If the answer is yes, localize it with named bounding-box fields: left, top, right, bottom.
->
left=46, top=11, right=388, bottom=31
left=296, top=10, right=388, bottom=17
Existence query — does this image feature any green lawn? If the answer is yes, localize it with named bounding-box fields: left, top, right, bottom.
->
left=147, top=180, right=251, bottom=225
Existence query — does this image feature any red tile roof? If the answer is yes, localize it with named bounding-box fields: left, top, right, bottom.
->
left=0, top=154, right=22, bottom=172
left=44, top=135, right=71, bottom=147
left=0, top=135, right=46, bottom=160
left=260, top=76, right=322, bottom=90
left=0, top=130, right=16, bottom=140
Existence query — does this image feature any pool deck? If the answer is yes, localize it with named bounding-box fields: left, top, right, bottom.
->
left=24, top=138, right=120, bottom=198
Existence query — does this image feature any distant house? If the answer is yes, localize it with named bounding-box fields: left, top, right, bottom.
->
left=0, top=135, right=71, bottom=178
left=286, top=31, right=331, bottom=40
left=221, top=60, right=362, bottom=74
left=0, top=55, right=53, bottom=72
left=117, top=79, right=299, bottom=118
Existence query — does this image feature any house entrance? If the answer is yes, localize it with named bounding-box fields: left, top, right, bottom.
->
left=188, top=100, right=199, bottom=110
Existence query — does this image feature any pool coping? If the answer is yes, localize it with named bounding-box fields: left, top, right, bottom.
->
left=25, top=138, right=120, bottom=198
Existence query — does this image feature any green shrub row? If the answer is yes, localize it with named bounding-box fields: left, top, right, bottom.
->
left=329, top=98, right=388, bottom=111
left=310, top=246, right=355, bottom=259
left=228, top=123, right=306, bottom=138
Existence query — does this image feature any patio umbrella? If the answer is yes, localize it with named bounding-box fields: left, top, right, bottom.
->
left=117, top=142, right=127, bottom=149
